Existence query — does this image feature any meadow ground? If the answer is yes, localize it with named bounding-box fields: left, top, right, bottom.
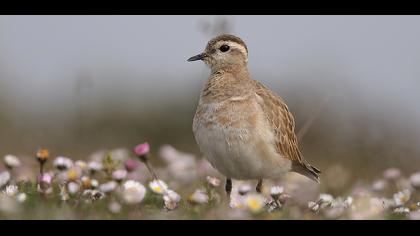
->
left=0, top=144, right=419, bottom=220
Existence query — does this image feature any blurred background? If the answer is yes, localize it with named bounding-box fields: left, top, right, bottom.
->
left=1, top=15, right=420, bottom=183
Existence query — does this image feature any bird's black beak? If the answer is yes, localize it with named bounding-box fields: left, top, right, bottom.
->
left=187, top=53, right=207, bottom=62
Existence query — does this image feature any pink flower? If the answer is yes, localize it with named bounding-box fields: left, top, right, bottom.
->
left=112, top=169, right=127, bottom=182
left=134, top=142, right=150, bottom=156
left=38, top=173, right=52, bottom=184
left=124, top=158, right=139, bottom=172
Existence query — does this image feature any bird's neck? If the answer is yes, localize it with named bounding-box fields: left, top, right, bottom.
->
left=201, top=66, right=252, bottom=103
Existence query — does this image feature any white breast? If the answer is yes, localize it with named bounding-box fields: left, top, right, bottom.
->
left=193, top=97, right=292, bottom=180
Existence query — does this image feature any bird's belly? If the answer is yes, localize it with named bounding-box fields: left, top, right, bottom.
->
left=193, top=102, right=292, bottom=179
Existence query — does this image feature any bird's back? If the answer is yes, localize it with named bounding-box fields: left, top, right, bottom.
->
left=251, top=80, right=321, bottom=182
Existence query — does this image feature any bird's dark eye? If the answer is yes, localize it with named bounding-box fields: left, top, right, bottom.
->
left=219, top=45, right=230, bottom=52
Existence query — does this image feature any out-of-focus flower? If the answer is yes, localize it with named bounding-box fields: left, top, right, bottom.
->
left=3, top=185, right=18, bottom=197
left=81, top=176, right=92, bottom=189
left=349, top=196, right=385, bottom=220
left=409, top=172, right=420, bottom=189
left=37, top=173, right=53, bottom=185
left=244, top=194, right=265, bottom=213
left=318, top=193, right=334, bottom=208
left=121, top=180, right=146, bottom=204
left=149, top=179, right=169, bottom=195
left=16, top=193, right=27, bottom=203
left=75, top=160, right=88, bottom=172
left=308, top=201, right=320, bottom=212
left=270, top=186, right=284, bottom=199
left=371, top=197, right=395, bottom=209
left=325, top=207, right=345, bottom=219
left=37, top=172, right=53, bottom=194
left=3, top=155, right=21, bottom=169
left=393, top=189, right=411, bottom=206
left=163, top=190, right=181, bottom=210
left=229, top=195, right=245, bottom=209
left=36, top=148, right=50, bottom=164
left=394, top=207, right=410, bottom=214
left=0, top=171, right=11, bottom=188
left=344, top=196, right=354, bottom=207
left=408, top=210, right=420, bottom=220
left=206, top=176, right=221, bottom=187
left=319, top=193, right=334, bottom=203
left=91, top=179, right=99, bottom=188
left=134, top=142, right=150, bottom=157
left=372, top=179, right=387, bottom=191
left=68, top=182, right=80, bottom=195
left=238, top=183, right=252, bottom=196
left=83, top=189, right=104, bottom=201
left=112, top=169, right=127, bottom=182
left=159, top=145, right=197, bottom=184
left=53, top=156, right=73, bottom=171
left=124, top=158, right=139, bottom=172
left=383, top=168, right=401, bottom=180
left=196, top=159, right=218, bottom=176
left=189, top=189, right=209, bottom=204
left=108, top=202, right=122, bottom=214
left=99, top=181, right=118, bottom=193
left=66, top=167, right=82, bottom=182
left=88, top=161, right=102, bottom=174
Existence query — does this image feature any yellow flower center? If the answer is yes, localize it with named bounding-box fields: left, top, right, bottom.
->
left=67, top=169, right=78, bottom=181
left=153, top=185, right=162, bottom=193
left=246, top=198, right=262, bottom=212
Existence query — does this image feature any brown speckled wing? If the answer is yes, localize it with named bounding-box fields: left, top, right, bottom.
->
left=252, top=80, right=321, bottom=182
left=252, top=80, right=302, bottom=163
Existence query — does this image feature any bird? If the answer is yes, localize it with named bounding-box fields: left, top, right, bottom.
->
left=188, top=34, right=321, bottom=198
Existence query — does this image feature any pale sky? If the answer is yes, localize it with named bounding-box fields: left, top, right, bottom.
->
left=1, top=15, right=420, bottom=128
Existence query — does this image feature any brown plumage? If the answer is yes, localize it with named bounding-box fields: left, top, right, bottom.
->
left=188, top=34, right=321, bottom=198
left=252, top=80, right=321, bottom=182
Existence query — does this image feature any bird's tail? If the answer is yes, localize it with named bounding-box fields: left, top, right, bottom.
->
left=291, top=161, right=321, bottom=183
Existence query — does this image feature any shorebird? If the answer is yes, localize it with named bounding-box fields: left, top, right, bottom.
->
left=188, top=34, right=320, bottom=198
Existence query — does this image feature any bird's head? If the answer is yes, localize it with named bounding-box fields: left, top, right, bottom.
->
left=188, top=34, right=248, bottom=72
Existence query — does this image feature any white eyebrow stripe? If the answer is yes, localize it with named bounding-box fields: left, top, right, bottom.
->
left=226, top=41, right=248, bottom=62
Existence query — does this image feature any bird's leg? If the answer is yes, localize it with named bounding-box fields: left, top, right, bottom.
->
left=225, top=178, right=232, bottom=198
left=256, top=179, right=263, bottom=193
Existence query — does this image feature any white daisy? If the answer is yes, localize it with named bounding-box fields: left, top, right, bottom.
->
left=372, top=179, right=387, bottom=191
left=88, top=161, right=103, bottom=173
left=108, top=201, right=122, bottom=214
left=393, top=189, right=411, bottom=206
left=53, top=156, right=73, bottom=171
left=16, top=193, right=27, bottom=203
left=3, top=185, right=18, bottom=197
left=308, top=201, right=320, bottom=212
left=270, top=186, right=284, bottom=199
left=91, top=179, right=99, bottom=188
left=394, top=207, right=410, bottom=214
left=0, top=171, right=10, bottom=188
left=206, top=176, right=221, bottom=187
left=189, top=189, right=209, bottom=204
left=163, top=190, right=181, bottom=210
left=409, top=172, right=420, bottom=189
left=383, top=168, right=401, bottom=180
left=3, top=155, right=21, bottom=169
left=243, top=194, right=265, bottom=213
left=67, top=182, right=80, bottom=195
left=121, top=180, right=146, bottom=204
left=99, top=181, right=118, bottom=193
left=238, top=183, right=252, bottom=196
left=149, top=179, right=169, bottom=195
